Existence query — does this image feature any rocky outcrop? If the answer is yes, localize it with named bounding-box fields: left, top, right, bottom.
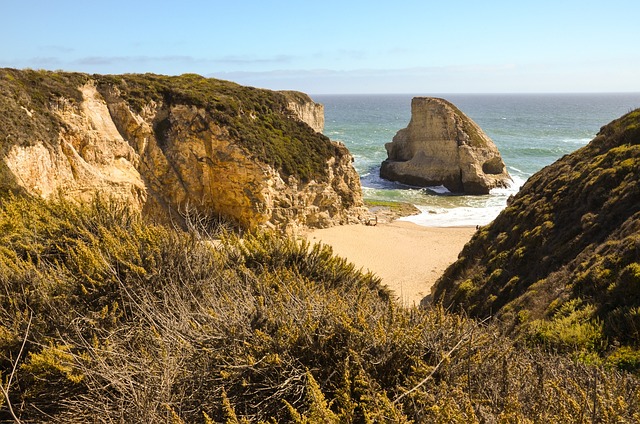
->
left=104, top=91, right=362, bottom=231
left=380, top=97, right=511, bottom=194
left=2, top=82, right=146, bottom=210
left=281, top=90, right=325, bottom=133
left=0, top=69, right=365, bottom=232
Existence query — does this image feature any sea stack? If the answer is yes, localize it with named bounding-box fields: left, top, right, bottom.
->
left=380, top=97, right=511, bottom=194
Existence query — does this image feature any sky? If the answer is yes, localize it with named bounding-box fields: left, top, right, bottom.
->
left=2, top=0, right=639, bottom=94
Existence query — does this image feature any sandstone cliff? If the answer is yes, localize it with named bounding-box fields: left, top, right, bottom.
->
left=380, top=97, right=511, bottom=194
left=0, top=69, right=365, bottom=232
left=431, top=108, right=640, bottom=368
left=281, top=90, right=325, bottom=133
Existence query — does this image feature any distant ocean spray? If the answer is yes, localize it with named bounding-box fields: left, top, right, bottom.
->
left=314, top=93, right=640, bottom=227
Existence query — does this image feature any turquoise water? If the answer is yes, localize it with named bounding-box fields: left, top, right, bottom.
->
left=314, top=93, right=640, bottom=226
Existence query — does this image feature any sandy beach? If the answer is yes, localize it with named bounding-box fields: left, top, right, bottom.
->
left=306, top=221, right=476, bottom=307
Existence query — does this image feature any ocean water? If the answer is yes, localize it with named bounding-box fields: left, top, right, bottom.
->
left=314, top=93, right=640, bottom=227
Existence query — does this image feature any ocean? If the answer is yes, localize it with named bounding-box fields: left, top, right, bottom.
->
left=314, top=93, right=640, bottom=227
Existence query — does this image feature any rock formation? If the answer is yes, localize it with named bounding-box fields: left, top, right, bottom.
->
left=3, top=83, right=146, bottom=210
left=0, top=69, right=366, bottom=232
left=380, top=97, right=511, bottom=194
left=281, top=90, right=325, bottom=133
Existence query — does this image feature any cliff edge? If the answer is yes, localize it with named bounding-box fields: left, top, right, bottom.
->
left=380, top=97, right=511, bottom=194
left=0, top=69, right=365, bottom=232
left=280, top=90, right=325, bottom=133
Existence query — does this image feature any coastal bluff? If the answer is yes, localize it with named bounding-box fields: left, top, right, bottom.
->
left=380, top=97, right=511, bottom=194
left=431, top=108, right=640, bottom=368
left=280, top=90, right=324, bottom=133
left=0, top=69, right=365, bottom=232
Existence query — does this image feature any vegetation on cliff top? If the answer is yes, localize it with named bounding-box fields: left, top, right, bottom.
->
left=279, top=90, right=316, bottom=105
left=0, top=195, right=638, bottom=422
left=432, top=108, right=640, bottom=371
left=0, top=68, right=337, bottom=183
left=97, top=72, right=336, bottom=182
left=0, top=69, right=89, bottom=148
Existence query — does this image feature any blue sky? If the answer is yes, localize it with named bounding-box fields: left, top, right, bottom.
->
left=2, top=0, right=639, bottom=94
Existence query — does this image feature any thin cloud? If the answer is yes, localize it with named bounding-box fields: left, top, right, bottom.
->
left=210, top=64, right=606, bottom=94
left=38, top=45, right=75, bottom=53
left=24, top=57, right=64, bottom=66
left=214, top=54, right=295, bottom=65
left=67, top=54, right=296, bottom=67
left=214, top=64, right=520, bottom=80
left=74, top=55, right=203, bottom=66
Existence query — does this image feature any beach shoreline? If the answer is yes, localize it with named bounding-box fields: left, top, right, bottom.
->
left=305, top=221, right=476, bottom=307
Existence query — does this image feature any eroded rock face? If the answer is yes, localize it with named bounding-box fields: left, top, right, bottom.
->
left=104, top=93, right=363, bottom=231
left=380, top=97, right=511, bottom=194
left=3, top=83, right=146, bottom=209
left=281, top=91, right=325, bottom=133
left=0, top=71, right=366, bottom=232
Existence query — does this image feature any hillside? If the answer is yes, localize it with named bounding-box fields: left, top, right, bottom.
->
left=0, top=195, right=638, bottom=422
left=0, top=69, right=365, bottom=231
left=431, top=108, right=640, bottom=369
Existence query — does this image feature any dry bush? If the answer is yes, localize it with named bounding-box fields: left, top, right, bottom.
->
left=0, top=196, right=638, bottom=422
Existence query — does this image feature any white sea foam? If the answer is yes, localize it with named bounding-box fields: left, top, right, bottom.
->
left=495, top=174, right=527, bottom=194
left=562, top=137, right=592, bottom=144
left=399, top=204, right=505, bottom=227
left=398, top=176, right=527, bottom=227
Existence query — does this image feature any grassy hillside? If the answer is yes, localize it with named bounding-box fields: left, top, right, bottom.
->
left=0, top=69, right=89, bottom=149
left=0, top=69, right=337, bottom=183
left=0, top=195, right=638, bottom=422
left=432, top=109, right=640, bottom=370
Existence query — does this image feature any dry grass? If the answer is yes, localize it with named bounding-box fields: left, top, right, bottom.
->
left=0, top=196, right=638, bottom=422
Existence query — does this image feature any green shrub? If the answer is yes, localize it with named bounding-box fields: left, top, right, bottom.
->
left=606, top=346, right=640, bottom=373
left=431, top=107, right=640, bottom=372
left=526, top=300, right=605, bottom=353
